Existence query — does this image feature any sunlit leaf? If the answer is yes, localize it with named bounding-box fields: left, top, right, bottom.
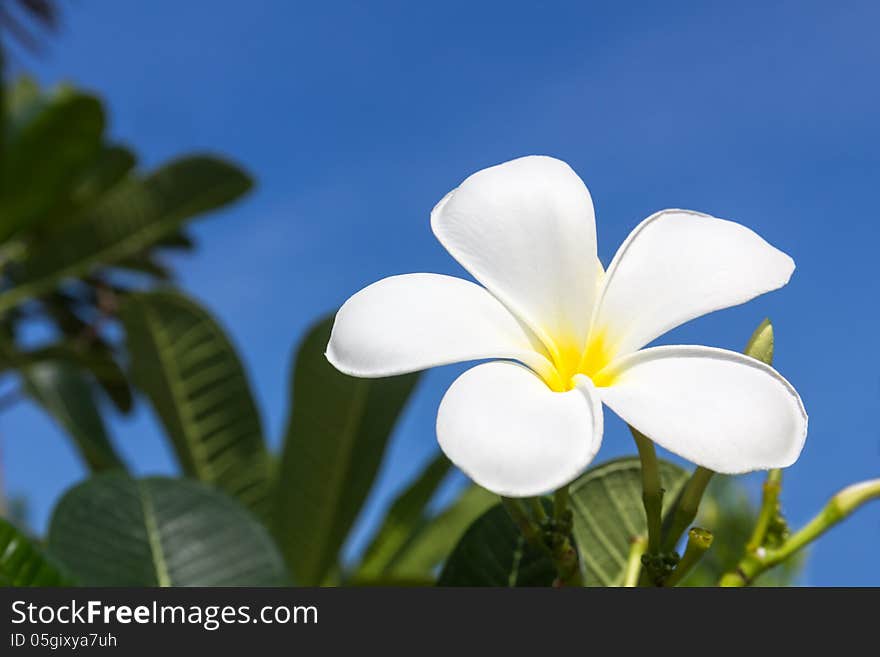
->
left=570, top=457, right=688, bottom=586
left=0, top=517, right=72, bottom=587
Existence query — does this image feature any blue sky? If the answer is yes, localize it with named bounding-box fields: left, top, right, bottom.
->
left=3, top=0, right=878, bottom=585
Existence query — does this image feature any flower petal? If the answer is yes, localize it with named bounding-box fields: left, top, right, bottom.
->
left=597, top=346, right=807, bottom=473
left=431, top=156, right=600, bottom=354
left=592, top=210, right=795, bottom=356
left=437, top=362, right=603, bottom=497
left=327, top=273, right=553, bottom=379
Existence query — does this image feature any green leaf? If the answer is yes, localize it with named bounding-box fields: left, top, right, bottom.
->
left=0, top=91, right=105, bottom=240
left=120, top=291, right=271, bottom=518
left=4, top=76, right=43, bottom=127
left=0, top=517, right=72, bottom=586
left=388, top=485, right=497, bottom=579
left=47, top=474, right=288, bottom=586
left=21, top=360, right=126, bottom=472
left=437, top=502, right=556, bottom=586
left=569, top=457, right=689, bottom=586
left=0, top=156, right=252, bottom=313
left=13, top=341, right=133, bottom=414
left=356, top=453, right=451, bottom=579
left=155, top=229, right=195, bottom=251
left=68, top=145, right=136, bottom=211
left=744, top=318, right=774, bottom=365
left=273, top=314, right=420, bottom=585
left=115, top=253, right=172, bottom=280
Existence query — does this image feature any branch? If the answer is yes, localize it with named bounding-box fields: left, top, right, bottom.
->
left=720, top=477, right=880, bottom=586
left=630, top=427, right=663, bottom=555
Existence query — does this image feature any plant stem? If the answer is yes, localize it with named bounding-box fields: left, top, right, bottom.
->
left=662, top=467, right=714, bottom=552
left=501, top=497, right=544, bottom=548
left=550, top=534, right=584, bottom=587
left=622, top=536, right=647, bottom=587
left=553, top=487, right=569, bottom=523
left=527, top=497, right=548, bottom=524
left=664, top=528, right=713, bottom=587
left=549, top=485, right=582, bottom=587
left=746, top=468, right=783, bottom=553
left=630, top=427, right=663, bottom=554
left=720, top=477, right=880, bottom=586
left=770, top=478, right=880, bottom=563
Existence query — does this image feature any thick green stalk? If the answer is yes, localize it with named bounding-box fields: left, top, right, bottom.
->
left=527, top=497, right=548, bottom=524
left=630, top=427, right=663, bottom=554
left=746, top=468, right=783, bottom=553
left=662, top=467, right=714, bottom=551
left=501, top=497, right=544, bottom=548
left=664, top=528, right=713, bottom=587
left=622, top=536, right=647, bottom=587
left=553, top=487, right=570, bottom=523
left=549, top=485, right=582, bottom=586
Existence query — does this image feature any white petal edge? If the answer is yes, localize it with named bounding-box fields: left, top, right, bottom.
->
left=431, top=156, right=600, bottom=354
left=591, top=209, right=795, bottom=357
left=597, top=346, right=807, bottom=474
left=437, top=362, right=603, bottom=497
left=326, top=273, right=553, bottom=379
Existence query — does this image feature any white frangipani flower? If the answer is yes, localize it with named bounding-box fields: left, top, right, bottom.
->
left=327, top=156, right=807, bottom=497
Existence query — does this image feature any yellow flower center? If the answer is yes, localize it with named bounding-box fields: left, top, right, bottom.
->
left=543, top=327, right=618, bottom=392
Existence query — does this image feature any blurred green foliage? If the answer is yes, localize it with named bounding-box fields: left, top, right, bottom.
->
left=0, top=75, right=809, bottom=589
left=0, top=78, right=491, bottom=587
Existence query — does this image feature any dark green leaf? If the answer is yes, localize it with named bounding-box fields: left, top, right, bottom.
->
left=356, top=453, right=451, bottom=579
left=21, top=360, right=126, bottom=472
left=155, top=229, right=195, bottom=251
left=47, top=474, right=288, bottom=586
left=40, top=291, right=92, bottom=336
left=68, top=145, right=136, bottom=211
left=121, top=291, right=271, bottom=518
left=114, top=253, right=172, bottom=280
left=273, top=314, right=420, bottom=585
left=0, top=92, right=104, bottom=240
left=569, top=457, right=689, bottom=586
left=438, top=503, right=556, bottom=586
left=14, top=341, right=133, bottom=413
left=0, top=517, right=72, bottom=586
left=0, top=156, right=252, bottom=313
